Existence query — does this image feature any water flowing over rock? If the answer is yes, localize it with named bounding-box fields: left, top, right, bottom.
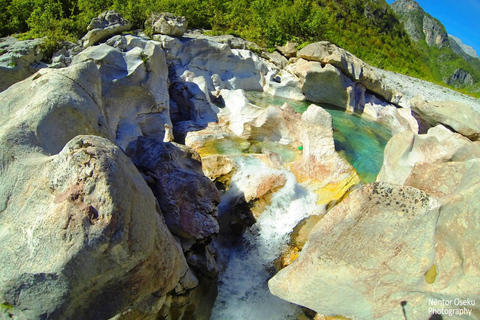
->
left=0, top=37, right=46, bottom=92
left=269, top=182, right=440, bottom=320
left=81, top=10, right=132, bottom=48
left=147, top=12, right=188, bottom=38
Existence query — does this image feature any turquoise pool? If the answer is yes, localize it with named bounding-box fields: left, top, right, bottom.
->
left=246, top=91, right=392, bottom=182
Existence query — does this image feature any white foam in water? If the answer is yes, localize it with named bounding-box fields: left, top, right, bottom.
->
left=211, top=156, right=322, bottom=320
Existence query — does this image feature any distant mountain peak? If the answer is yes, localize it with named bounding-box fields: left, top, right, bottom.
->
left=448, top=35, right=479, bottom=59
left=391, top=0, right=448, bottom=48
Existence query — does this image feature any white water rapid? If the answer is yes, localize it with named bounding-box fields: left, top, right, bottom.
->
left=211, top=156, right=323, bottom=319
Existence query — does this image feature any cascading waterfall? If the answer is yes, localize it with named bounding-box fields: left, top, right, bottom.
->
left=211, top=156, right=323, bottom=319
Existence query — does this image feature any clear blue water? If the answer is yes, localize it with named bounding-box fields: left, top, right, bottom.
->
left=246, top=91, right=392, bottom=182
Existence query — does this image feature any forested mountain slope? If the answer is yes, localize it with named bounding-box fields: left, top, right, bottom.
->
left=391, top=0, right=480, bottom=94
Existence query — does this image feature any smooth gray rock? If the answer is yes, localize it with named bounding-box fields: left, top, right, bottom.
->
left=291, top=58, right=351, bottom=108
left=81, top=10, right=132, bottom=48
left=410, top=96, right=480, bottom=140
left=0, top=37, right=46, bottom=92
left=263, top=51, right=288, bottom=69
left=0, top=61, right=109, bottom=157
left=377, top=125, right=480, bottom=185
left=0, top=135, right=188, bottom=320
left=72, top=36, right=172, bottom=150
left=50, top=41, right=82, bottom=68
left=297, top=41, right=396, bottom=102
left=156, top=34, right=275, bottom=126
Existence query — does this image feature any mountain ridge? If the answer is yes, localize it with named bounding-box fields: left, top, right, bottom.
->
left=391, top=0, right=480, bottom=92
left=449, top=34, right=479, bottom=59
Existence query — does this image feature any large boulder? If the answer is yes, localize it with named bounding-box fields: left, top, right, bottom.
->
left=269, top=182, right=440, bottom=320
left=0, top=37, right=46, bottom=92
left=0, top=54, right=197, bottom=320
left=72, top=36, right=172, bottom=149
left=0, top=61, right=109, bottom=157
left=0, top=135, right=188, bottom=320
left=276, top=41, right=298, bottom=58
left=410, top=95, right=480, bottom=140
left=219, top=89, right=303, bottom=143
left=156, top=34, right=276, bottom=126
left=81, top=10, right=132, bottom=48
left=126, top=137, right=220, bottom=241
left=361, top=92, right=419, bottom=135
left=290, top=58, right=352, bottom=108
left=377, top=125, right=480, bottom=185
left=404, top=159, right=480, bottom=315
left=298, top=41, right=396, bottom=102
left=147, top=12, right=188, bottom=38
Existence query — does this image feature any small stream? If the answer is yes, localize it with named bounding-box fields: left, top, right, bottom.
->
left=210, top=92, right=392, bottom=319
left=211, top=156, right=321, bottom=319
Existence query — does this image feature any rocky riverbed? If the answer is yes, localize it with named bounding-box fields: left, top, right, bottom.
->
left=1, top=10, right=480, bottom=320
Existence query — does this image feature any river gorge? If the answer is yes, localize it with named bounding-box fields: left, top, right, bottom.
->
left=1, top=10, right=480, bottom=320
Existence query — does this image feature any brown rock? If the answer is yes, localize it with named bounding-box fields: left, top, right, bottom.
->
left=276, top=41, right=298, bottom=58
left=127, top=137, right=221, bottom=241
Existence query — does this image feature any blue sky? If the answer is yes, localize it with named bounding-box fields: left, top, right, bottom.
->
left=385, top=0, right=480, bottom=56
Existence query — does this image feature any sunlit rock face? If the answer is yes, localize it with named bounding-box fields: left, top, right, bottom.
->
left=72, top=36, right=172, bottom=150
left=404, top=159, right=480, bottom=311
left=410, top=96, right=480, bottom=140
left=81, top=10, right=132, bottom=48
left=269, top=182, right=440, bottom=320
left=375, top=125, right=480, bottom=318
left=377, top=125, right=480, bottom=185
left=0, top=38, right=217, bottom=319
left=0, top=134, right=188, bottom=319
